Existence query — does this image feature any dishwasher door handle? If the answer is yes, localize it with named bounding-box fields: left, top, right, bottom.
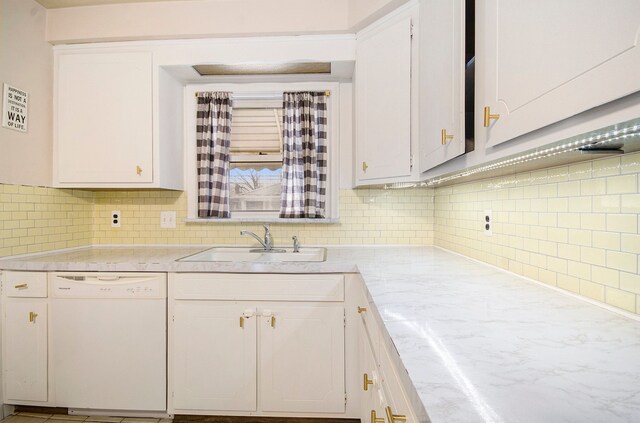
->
left=97, top=276, right=120, bottom=281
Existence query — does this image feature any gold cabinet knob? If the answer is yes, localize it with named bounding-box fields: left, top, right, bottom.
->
left=15, top=283, right=28, bottom=289
left=240, top=316, right=245, bottom=328
left=357, top=306, right=368, bottom=313
left=29, top=312, right=38, bottom=323
left=483, top=106, right=500, bottom=127
left=270, top=315, right=276, bottom=328
left=362, top=161, right=369, bottom=172
left=386, top=406, right=407, bottom=423
left=371, top=410, right=384, bottom=423
left=363, top=373, right=374, bottom=391
left=136, top=165, right=143, bottom=176
left=441, top=128, right=454, bottom=145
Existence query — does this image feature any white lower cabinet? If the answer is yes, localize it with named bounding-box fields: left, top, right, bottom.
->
left=4, top=301, right=48, bottom=403
left=173, top=302, right=257, bottom=411
left=356, top=278, right=419, bottom=423
left=170, top=273, right=347, bottom=416
left=260, top=305, right=345, bottom=413
left=1, top=271, right=49, bottom=405
left=360, top=327, right=386, bottom=423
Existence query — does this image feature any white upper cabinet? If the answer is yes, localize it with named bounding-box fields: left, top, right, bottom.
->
left=54, top=50, right=183, bottom=189
left=355, top=8, right=415, bottom=184
left=419, top=0, right=466, bottom=172
left=477, top=0, right=640, bottom=147
left=56, top=51, right=153, bottom=185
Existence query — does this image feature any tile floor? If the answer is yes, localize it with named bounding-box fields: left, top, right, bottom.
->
left=0, top=413, right=172, bottom=423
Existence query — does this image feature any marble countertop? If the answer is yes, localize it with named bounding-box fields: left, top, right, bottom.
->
left=2, top=245, right=640, bottom=423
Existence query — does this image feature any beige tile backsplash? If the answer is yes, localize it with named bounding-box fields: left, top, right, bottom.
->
left=1, top=151, right=638, bottom=314
left=92, top=188, right=435, bottom=246
left=434, top=151, right=640, bottom=314
left=0, top=184, right=93, bottom=257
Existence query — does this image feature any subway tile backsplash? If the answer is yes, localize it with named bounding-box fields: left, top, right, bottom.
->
left=0, top=151, right=638, bottom=314
left=435, top=151, right=640, bottom=314
left=0, top=184, right=93, bottom=257
left=92, top=189, right=435, bottom=246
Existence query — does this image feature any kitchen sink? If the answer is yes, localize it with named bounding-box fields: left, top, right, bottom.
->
left=177, top=247, right=327, bottom=262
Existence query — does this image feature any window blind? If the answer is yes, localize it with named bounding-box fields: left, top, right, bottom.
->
left=230, top=108, right=283, bottom=155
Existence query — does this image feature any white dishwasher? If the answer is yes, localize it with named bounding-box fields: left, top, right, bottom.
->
left=51, top=273, right=166, bottom=412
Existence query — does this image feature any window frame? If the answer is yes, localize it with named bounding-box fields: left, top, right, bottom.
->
left=184, top=82, right=340, bottom=222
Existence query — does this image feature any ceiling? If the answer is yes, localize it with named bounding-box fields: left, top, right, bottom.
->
left=35, top=0, right=191, bottom=9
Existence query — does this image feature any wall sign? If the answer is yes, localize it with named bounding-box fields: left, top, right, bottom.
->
left=2, top=83, right=29, bottom=133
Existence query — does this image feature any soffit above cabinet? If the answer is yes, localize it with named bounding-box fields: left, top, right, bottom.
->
left=164, top=61, right=354, bottom=84
left=35, top=0, right=188, bottom=8
left=43, top=0, right=409, bottom=44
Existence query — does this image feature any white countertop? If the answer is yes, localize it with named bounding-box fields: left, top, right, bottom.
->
left=2, top=245, right=640, bottom=423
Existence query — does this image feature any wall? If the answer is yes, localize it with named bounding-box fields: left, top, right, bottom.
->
left=46, top=0, right=351, bottom=44
left=0, top=183, right=93, bottom=257
left=0, top=0, right=52, bottom=186
left=45, top=0, right=406, bottom=44
left=435, top=152, right=640, bottom=314
left=92, top=188, right=435, bottom=246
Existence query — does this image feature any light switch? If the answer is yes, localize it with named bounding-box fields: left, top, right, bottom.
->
left=160, top=211, right=176, bottom=228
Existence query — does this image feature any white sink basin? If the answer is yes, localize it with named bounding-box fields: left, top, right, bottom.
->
left=178, top=247, right=327, bottom=262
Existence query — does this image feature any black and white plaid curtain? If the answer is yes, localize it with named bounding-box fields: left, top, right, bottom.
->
left=196, top=92, right=233, bottom=218
left=280, top=92, right=327, bottom=218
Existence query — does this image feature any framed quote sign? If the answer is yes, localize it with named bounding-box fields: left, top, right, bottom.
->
left=2, top=83, right=29, bottom=133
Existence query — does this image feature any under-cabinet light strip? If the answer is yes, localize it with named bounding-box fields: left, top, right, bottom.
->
left=420, top=124, right=640, bottom=187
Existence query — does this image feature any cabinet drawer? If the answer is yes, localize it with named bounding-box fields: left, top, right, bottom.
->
left=3, top=272, right=47, bottom=298
left=173, top=273, right=344, bottom=301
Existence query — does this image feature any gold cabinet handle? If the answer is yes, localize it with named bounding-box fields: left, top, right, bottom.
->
left=29, top=312, right=38, bottom=323
left=357, top=306, right=368, bottom=313
left=483, top=106, right=500, bottom=127
left=371, top=410, right=384, bottom=423
left=386, top=406, right=407, bottom=423
left=362, top=161, right=368, bottom=172
left=441, top=129, right=454, bottom=145
left=15, top=283, right=28, bottom=289
left=363, top=373, right=374, bottom=391
left=240, top=316, right=244, bottom=329
left=136, top=165, right=143, bottom=176
left=271, top=315, right=276, bottom=328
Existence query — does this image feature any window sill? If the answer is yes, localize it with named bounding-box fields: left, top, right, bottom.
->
left=184, top=217, right=339, bottom=224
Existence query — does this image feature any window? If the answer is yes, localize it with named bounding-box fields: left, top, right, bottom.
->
left=185, top=83, right=340, bottom=221
left=229, top=101, right=283, bottom=215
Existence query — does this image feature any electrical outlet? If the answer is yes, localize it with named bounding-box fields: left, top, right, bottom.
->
left=111, top=210, right=121, bottom=228
left=160, top=211, right=176, bottom=228
left=484, top=210, right=492, bottom=236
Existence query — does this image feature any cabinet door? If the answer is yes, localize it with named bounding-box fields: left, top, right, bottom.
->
left=4, top=300, right=48, bottom=402
left=379, top=341, right=418, bottom=423
left=355, top=16, right=413, bottom=182
left=56, top=51, right=153, bottom=183
left=260, top=305, right=345, bottom=413
left=360, top=327, right=385, bottom=423
left=173, top=302, right=257, bottom=411
left=478, top=0, right=640, bottom=147
left=419, top=0, right=466, bottom=172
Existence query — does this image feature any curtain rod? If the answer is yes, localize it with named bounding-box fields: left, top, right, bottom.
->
left=194, top=90, right=331, bottom=98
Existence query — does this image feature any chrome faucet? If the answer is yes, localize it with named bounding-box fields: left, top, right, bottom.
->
left=241, top=224, right=282, bottom=252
